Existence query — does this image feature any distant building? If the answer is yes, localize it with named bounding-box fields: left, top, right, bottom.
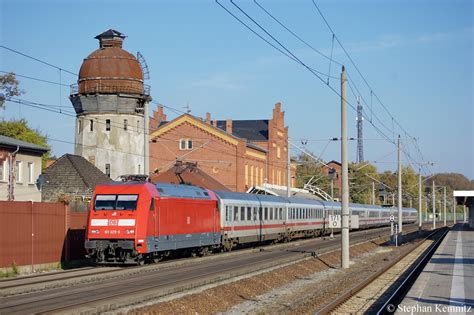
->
left=41, top=154, right=112, bottom=202
left=0, top=135, right=48, bottom=201
left=149, top=103, right=296, bottom=192
left=69, top=29, right=151, bottom=180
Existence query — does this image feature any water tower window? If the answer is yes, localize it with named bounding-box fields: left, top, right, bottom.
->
left=106, top=119, right=111, bottom=131
left=105, top=164, right=111, bottom=177
left=78, top=120, right=82, bottom=134
left=90, top=120, right=94, bottom=132
left=124, top=119, right=128, bottom=131
left=187, top=139, right=193, bottom=150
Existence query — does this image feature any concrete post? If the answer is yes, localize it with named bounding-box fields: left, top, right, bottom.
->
left=397, top=135, right=403, bottom=233
left=287, top=143, right=291, bottom=198
left=372, top=181, right=375, bottom=205
left=341, top=66, right=350, bottom=269
left=432, top=181, right=436, bottom=229
left=144, top=101, right=150, bottom=176
left=453, top=197, right=456, bottom=224
left=443, top=187, right=447, bottom=226
left=418, top=171, right=422, bottom=229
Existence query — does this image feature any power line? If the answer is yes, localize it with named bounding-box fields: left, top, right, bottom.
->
left=0, top=71, right=71, bottom=87
left=309, top=0, right=430, bottom=173
left=0, top=45, right=77, bottom=76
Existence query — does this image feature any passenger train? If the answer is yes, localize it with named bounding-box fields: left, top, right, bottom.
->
left=85, top=182, right=417, bottom=264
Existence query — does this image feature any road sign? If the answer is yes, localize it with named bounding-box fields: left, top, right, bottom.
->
left=390, top=215, right=395, bottom=222
left=329, top=215, right=341, bottom=228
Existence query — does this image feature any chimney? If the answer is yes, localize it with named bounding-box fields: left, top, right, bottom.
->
left=273, top=102, right=282, bottom=122
left=226, top=119, right=233, bottom=134
left=95, top=29, right=126, bottom=48
left=206, top=112, right=211, bottom=124
left=156, top=106, right=167, bottom=122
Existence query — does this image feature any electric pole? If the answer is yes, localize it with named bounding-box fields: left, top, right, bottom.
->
left=432, top=180, right=436, bottom=229
left=341, top=65, right=350, bottom=269
left=397, top=135, right=402, bottom=233
left=418, top=170, right=422, bottom=230
left=287, top=145, right=291, bottom=198
left=443, top=186, right=447, bottom=226
left=372, top=181, right=375, bottom=205
left=453, top=197, right=456, bottom=224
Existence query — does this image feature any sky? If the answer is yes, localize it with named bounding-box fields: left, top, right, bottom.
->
left=1, top=0, right=473, bottom=179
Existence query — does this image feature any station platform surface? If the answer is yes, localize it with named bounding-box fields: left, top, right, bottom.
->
left=397, top=223, right=474, bottom=314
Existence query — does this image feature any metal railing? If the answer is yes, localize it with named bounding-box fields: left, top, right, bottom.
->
left=70, top=83, right=150, bottom=96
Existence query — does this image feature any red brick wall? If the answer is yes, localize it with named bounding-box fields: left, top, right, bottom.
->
left=149, top=103, right=296, bottom=192
left=150, top=122, right=240, bottom=191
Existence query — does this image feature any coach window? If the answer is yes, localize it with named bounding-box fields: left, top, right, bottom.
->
left=264, top=207, right=268, bottom=220
left=225, top=206, right=229, bottom=221
left=279, top=208, right=283, bottom=220
left=270, top=208, right=274, bottom=220
left=234, top=206, right=239, bottom=221
left=241, top=206, right=245, bottom=221
left=247, top=207, right=252, bottom=221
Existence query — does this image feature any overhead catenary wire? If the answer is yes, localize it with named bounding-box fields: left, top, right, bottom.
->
left=0, top=45, right=77, bottom=76
left=217, top=0, right=432, bottom=177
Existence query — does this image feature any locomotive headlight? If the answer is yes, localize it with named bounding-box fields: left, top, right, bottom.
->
left=125, top=229, right=135, bottom=235
left=90, top=229, right=100, bottom=234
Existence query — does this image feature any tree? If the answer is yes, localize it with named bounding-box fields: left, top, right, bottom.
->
left=0, top=73, right=23, bottom=107
left=0, top=119, right=50, bottom=169
left=348, top=162, right=379, bottom=204
left=295, top=153, right=330, bottom=193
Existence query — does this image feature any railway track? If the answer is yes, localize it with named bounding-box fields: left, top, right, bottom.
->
left=1, top=223, right=421, bottom=298
left=1, top=224, right=421, bottom=314
left=316, top=226, right=449, bottom=315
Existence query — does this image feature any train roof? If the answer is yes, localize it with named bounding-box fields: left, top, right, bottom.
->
left=214, top=190, right=287, bottom=203
left=155, top=183, right=214, bottom=200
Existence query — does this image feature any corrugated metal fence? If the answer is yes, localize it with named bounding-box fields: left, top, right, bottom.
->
left=0, top=201, right=89, bottom=269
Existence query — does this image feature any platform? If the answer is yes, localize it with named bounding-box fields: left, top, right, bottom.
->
left=397, top=223, right=474, bottom=314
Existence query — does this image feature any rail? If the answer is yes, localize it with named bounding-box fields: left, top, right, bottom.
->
left=316, top=227, right=449, bottom=315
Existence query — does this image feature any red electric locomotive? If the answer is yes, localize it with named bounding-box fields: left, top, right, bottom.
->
left=85, top=182, right=220, bottom=264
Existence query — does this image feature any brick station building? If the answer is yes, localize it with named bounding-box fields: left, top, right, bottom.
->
left=149, top=102, right=296, bottom=192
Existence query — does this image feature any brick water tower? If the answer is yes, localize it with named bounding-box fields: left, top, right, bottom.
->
left=69, top=29, right=151, bottom=179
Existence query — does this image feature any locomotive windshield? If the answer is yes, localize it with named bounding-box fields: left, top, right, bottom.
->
left=94, top=194, right=139, bottom=210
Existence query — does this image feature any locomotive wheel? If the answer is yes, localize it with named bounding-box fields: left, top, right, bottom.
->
left=136, top=255, right=145, bottom=266
left=198, top=247, right=210, bottom=257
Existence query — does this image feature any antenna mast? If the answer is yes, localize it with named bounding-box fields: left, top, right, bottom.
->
left=356, top=96, right=364, bottom=163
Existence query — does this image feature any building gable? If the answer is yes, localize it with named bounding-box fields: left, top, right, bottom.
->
left=150, top=115, right=240, bottom=146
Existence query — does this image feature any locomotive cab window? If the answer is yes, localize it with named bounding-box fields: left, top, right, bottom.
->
left=94, top=194, right=138, bottom=210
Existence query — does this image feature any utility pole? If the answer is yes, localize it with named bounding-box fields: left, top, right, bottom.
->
left=356, top=96, right=364, bottom=163
left=418, top=170, right=422, bottom=230
left=453, top=197, right=456, bottom=224
left=443, top=186, right=447, bottom=226
left=432, top=180, right=436, bottom=229
left=341, top=65, right=350, bottom=269
left=372, top=181, right=375, bottom=205
left=397, top=135, right=403, bottom=233
left=144, top=102, right=149, bottom=176
left=287, top=145, right=291, bottom=198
